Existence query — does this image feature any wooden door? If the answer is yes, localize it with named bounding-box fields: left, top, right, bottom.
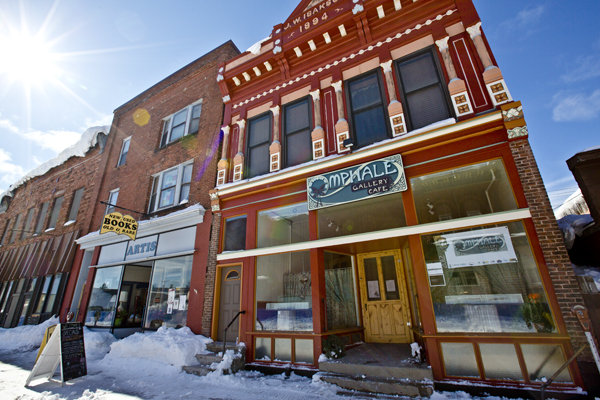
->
left=217, top=266, right=241, bottom=342
left=357, top=250, right=411, bottom=343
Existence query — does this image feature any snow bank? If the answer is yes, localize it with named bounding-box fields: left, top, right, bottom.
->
left=100, top=326, right=211, bottom=371
left=572, top=263, right=600, bottom=291
left=83, top=327, right=117, bottom=360
left=557, top=213, right=594, bottom=249
left=0, top=316, right=59, bottom=351
left=0, top=125, right=110, bottom=202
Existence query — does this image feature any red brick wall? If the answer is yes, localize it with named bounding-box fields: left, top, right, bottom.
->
left=201, top=211, right=221, bottom=337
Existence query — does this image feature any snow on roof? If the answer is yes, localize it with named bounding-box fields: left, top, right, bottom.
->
left=0, top=125, right=110, bottom=203
left=554, top=188, right=590, bottom=219
left=246, top=36, right=271, bottom=55
left=581, top=145, right=600, bottom=153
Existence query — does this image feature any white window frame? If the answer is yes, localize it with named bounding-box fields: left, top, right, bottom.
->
left=148, top=160, right=194, bottom=213
left=106, top=188, right=120, bottom=215
left=160, top=99, right=203, bottom=147
left=117, top=137, right=131, bottom=167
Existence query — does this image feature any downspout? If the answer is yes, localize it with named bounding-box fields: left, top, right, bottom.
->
left=485, top=170, right=497, bottom=213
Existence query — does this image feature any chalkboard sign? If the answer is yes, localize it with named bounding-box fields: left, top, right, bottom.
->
left=60, top=322, right=87, bottom=382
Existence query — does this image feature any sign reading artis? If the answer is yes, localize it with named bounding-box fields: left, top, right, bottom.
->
left=100, top=212, right=138, bottom=240
left=307, top=154, right=407, bottom=210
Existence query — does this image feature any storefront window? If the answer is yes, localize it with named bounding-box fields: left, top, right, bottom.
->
left=114, top=265, right=151, bottom=328
left=17, top=278, right=37, bottom=326
left=223, top=215, right=246, bottom=251
left=145, top=256, right=192, bottom=329
left=32, top=277, right=51, bottom=315
left=257, top=203, right=309, bottom=248
left=318, top=192, right=406, bottom=239
left=422, top=221, right=556, bottom=333
left=324, top=252, right=358, bottom=331
left=43, top=273, right=62, bottom=313
left=85, top=266, right=123, bottom=327
left=411, top=159, right=517, bottom=224
left=256, top=251, right=312, bottom=331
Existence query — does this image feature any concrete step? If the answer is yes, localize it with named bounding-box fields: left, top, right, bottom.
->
left=182, top=365, right=213, bottom=377
left=318, top=372, right=434, bottom=397
left=195, top=352, right=222, bottom=365
left=206, top=342, right=244, bottom=354
left=319, top=359, right=433, bottom=381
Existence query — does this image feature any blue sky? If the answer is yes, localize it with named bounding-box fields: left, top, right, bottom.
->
left=0, top=0, right=598, bottom=209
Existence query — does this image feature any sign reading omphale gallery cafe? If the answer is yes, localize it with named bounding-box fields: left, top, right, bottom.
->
left=100, top=212, right=139, bottom=240
left=307, top=154, right=407, bottom=211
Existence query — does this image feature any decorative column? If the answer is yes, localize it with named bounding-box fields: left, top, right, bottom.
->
left=380, top=60, right=406, bottom=137
left=232, top=119, right=245, bottom=182
left=331, top=80, right=350, bottom=153
left=466, top=22, right=512, bottom=106
left=217, top=125, right=230, bottom=186
left=436, top=36, right=474, bottom=117
left=269, top=106, right=281, bottom=172
left=310, top=89, right=325, bottom=159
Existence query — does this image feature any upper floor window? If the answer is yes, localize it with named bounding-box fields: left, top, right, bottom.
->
left=149, top=161, right=193, bottom=213
left=21, top=207, right=35, bottom=239
left=117, top=137, right=131, bottom=167
left=395, top=48, right=452, bottom=130
left=35, top=201, right=49, bottom=234
left=283, top=97, right=312, bottom=168
left=105, top=189, right=119, bottom=215
left=246, top=113, right=271, bottom=179
left=47, top=196, right=64, bottom=230
left=10, top=213, right=23, bottom=243
left=0, top=197, right=10, bottom=214
left=346, top=71, right=390, bottom=148
left=1, top=218, right=13, bottom=245
left=68, top=187, right=85, bottom=222
left=160, top=100, right=202, bottom=147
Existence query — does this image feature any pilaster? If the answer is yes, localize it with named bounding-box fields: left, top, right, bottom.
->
left=436, top=36, right=474, bottom=118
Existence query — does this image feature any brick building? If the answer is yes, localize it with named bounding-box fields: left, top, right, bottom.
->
left=0, top=127, right=110, bottom=328
left=70, top=41, right=239, bottom=338
left=207, top=0, right=596, bottom=395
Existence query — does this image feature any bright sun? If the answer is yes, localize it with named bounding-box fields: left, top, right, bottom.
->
left=0, top=32, right=59, bottom=86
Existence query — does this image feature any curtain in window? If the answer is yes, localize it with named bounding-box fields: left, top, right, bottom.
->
left=325, top=267, right=358, bottom=330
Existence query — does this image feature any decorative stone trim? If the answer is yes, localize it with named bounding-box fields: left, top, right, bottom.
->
left=232, top=160, right=243, bottom=182
left=211, top=204, right=220, bottom=212
left=222, top=95, right=230, bottom=103
left=216, top=168, right=227, bottom=186
left=352, top=4, right=364, bottom=14
left=253, top=67, right=261, bottom=77
left=231, top=10, right=458, bottom=109
left=335, top=119, right=351, bottom=153
left=264, top=61, right=273, bottom=71
left=310, top=89, right=320, bottom=101
left=210, top=190, right=220, bottom=211
left=331, top=80, right=343, bottom=93
left=380, top=60, right=393, bottom=73
left=466, top=22, right=482, bottom=39
left=389, top=113, right=407, bottom=137
left=269, top=141, right=281, bottom=172
left=507, top=125, right=528, bottom=139
left=312, top=138, right=325, bottom=159
left=451, top=91, right=474, bottom=117
left=435, top=36, right=450, bottom=51
left=502, top=105, right=523, bottom=122
left=486, top=79, right=513, bottom=106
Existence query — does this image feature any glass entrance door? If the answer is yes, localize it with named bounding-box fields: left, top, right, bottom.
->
left=357, top=250, right=412, bottom=343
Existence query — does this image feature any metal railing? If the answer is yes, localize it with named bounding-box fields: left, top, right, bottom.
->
left=222, top=310, right=245, bottom=356
left=540, top=344, right=587, bottom=400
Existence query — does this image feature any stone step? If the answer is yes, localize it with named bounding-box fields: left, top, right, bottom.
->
left=206, top=342, right=245, bottom=354
left=319, top=359, right=433, bottom=381
left=195, top=352, right=222, bottom=365
left=182, top=365, right=213, bottom=377
left=317, top=372, right=434, bottom=397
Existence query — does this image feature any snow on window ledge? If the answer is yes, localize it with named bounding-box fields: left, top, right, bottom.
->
left=44, top=228, right=55, bottom=233
left=63, top=220, right=76, bottom=226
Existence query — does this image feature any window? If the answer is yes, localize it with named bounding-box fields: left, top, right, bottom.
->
left=1, top=219, right=12, bottom=245
left=160, top=101, right=202, bottom=147
left=395, top=48, right=452, bottom=130
left=283, top=97, right=312, bottom=167
left=105, top=189, right=119, bottom=215
left=223, top=215, right=247, bottom=251
left=43, top=273, right=62, bottom=313
left=9, top=213, right=22, bottom=243
left=47, top=196, right=64, bottom=230
left=117, top=137, right=131, bottom=167
left=325, top=252, right=359, bottom=331
left=148, top=161, right=193, bottom=213
left=257, top=203, right=309, bottom=248
left=246, top=113, right=271, bottom=179
left=346, top=71, right=390, bottom=148
left=85, top=266, right=123, bottom=327
left=68, top=187, right=85, bottom=222
left=35, top=201, right=49, bottom=234
left=21, top=207, right=35, bottom=239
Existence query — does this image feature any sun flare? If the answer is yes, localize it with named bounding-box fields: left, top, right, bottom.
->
left=0, top=32, right=59, bottom=86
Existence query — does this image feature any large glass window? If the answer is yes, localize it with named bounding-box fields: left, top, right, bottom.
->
left=283, top=97, right=312, bottom=167
left=396, top=48, right=451, bottom=130
left=257, top=203, right=309, bottom=248
left=318, top=192, right=406, bottom=239
left=35, top=202, right=49, bottom=234
left=223, top=215, right=247, bottom=251
left=115, top=265, right=151, bottom=328
left=85, top=266, right=123, bottom=327
left=411, top=159, right=518, bottom=224
left=347, top=71, right=389, bottom=148
left=160, top=101, right=202, bottom=147
left=325, top=252, right=358, bottom=331
left=256, top=251, right=312, bottom=331
left=246, top=113, right=271, bottom=179
left=47, top=196, right=64, bottom=229
left=422, top=221, right=557, bottom=333
left=145, top=256, right=193, bottom=329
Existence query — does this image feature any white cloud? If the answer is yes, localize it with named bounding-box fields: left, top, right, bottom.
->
left=20, top=130, right=82, bottom=153
left=515, top=5, right=545, bottom=26
left=0, top=118, right=19, bottom=134
left=0, top=149, right=26, bottom=191
left=552, top=89, right=600, bottom=122
left=84, top=113, right=114, bottom=129
left=560, top=54, right=600, bottom=83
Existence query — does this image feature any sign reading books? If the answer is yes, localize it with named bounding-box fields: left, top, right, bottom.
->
left=307, top=154, right=407, bottom=210
left=100, top=212, right=138, bottom=240
left=26, top=323, right=87, bottom=387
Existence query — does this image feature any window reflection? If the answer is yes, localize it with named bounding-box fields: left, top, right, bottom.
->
left=85, top=266, right=123, bottom=327
left=257, top=203, right=309, bottom=248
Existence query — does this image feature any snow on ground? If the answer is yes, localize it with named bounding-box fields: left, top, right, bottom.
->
left=0, top=323, right=529, bottom=400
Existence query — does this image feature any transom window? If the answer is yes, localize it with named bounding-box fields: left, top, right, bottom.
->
left=160, top=100, right=202, bottom=147
left=283, top=97, right=312, bottom=167
left=246, top=113, right=271, bottom=179
left=346, top=71, right=390, bottom=148
left=149, top=161, right=193, bottom=212
left=395, top=48, right=452, bottom=130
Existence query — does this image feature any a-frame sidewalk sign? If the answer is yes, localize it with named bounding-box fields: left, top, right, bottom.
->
left=25, top=322, right=87, bottom=387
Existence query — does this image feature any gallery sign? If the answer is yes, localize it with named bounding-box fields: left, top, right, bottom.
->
left=100, top=212, right=138, bottom=241
left=307, top=154, right=407, bottom=211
